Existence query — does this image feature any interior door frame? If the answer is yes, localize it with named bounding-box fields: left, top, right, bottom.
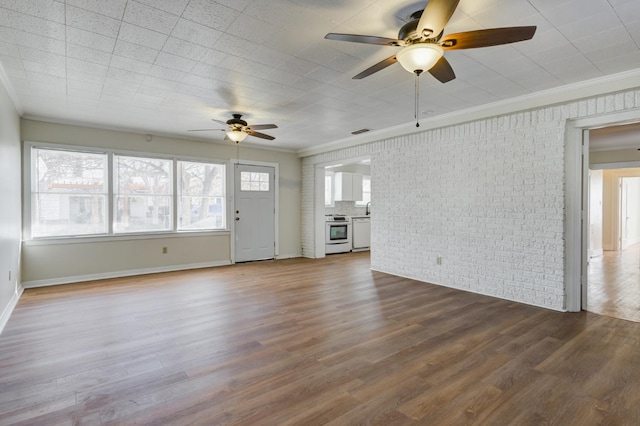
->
left=566, top=109, right=640, bottom=312
left=230, top=159, right=279, bottom=264
left=619, top=176, right=640, bottom=250
left=313, top=156, right=372, bottom=258
left=620, top=177, right=628, bottom=250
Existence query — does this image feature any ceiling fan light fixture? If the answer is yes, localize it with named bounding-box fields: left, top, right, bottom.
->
left=396, top=43, right=444, bottom=74
left=226, top=129, right=248, bottom=143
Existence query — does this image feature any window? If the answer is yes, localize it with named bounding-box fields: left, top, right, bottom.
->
left=355, top=175, right=371, bottom=207
left=113, top=155, right=172, bottom=233
left=240, top=171, right=269, bottom=191
left=27, top=145, right=227, bottom=239
left=31, top=148, right=108, bottom=238
left=178, top=161, right=225, bottom=230
left=325, top=171, right=334, bottom=207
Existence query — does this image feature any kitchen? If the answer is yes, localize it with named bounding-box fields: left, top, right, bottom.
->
left=324, top=159, right=371, bottom=255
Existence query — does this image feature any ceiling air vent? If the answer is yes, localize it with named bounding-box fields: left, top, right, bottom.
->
left=351, top=128, right=370, bottom=135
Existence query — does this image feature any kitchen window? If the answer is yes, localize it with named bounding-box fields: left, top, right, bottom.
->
left=355, top=175, right=371, bottom=207
left=325, top=171, right=334, bottom=207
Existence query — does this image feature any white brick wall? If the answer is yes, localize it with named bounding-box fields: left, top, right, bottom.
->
left=302, top=88, right=640, bottom=311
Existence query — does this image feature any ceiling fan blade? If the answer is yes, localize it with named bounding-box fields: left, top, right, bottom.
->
left=325, top=33, right=403, bottom=46
left=353, top=54, right=398, bottom=79
left=429, top=56, right=456, bottom=83
left=440, top=26, right=537, bottom=50
left=188, top=128, right=225, bottom=132
left=248, top=124, right=278, bottom=130
left=417, top=0, right=460, bottom=39
left=246, top=130, right=275, bottom=140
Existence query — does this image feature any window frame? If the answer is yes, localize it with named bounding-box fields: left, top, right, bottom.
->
left=29, top=146, right=110, bottom=239
left=113, top=153, right=174, bottom=234
left=177, top=159, right=227, bottom=231
left=324, top=171, right=335, bottom=207
left=23, top=142, right=229, bottom=241
left=355, top=175, right=371, bottom=207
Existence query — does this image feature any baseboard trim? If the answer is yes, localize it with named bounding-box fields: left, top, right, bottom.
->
left=276, top=253, right=302, bottom=260
left=22, top=261, right=232, bottom=289
left=0, top=285, right=24, bottom=335
left=370, top=267, right=566, bottom=313
left=590, top=249, right=604, bottom=258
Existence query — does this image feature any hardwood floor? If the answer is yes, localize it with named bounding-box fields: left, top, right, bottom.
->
left=587, top=242, right=640, bottom=323
left=2, top=252, right=640, bottom=425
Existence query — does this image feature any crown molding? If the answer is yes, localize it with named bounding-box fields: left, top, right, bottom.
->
left=0, top=63, right=23, bottom=116
left=21, top=115, right=297, bottom=154
left=297, top=68, right=640, bottom=158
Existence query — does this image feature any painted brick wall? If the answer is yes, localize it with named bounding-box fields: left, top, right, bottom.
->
left=301, top=162, right=315, bottom=258
left=302, top=88, right=640, bottom=311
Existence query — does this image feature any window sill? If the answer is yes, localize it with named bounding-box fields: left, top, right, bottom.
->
left=23, top=230, right=231, bottom=246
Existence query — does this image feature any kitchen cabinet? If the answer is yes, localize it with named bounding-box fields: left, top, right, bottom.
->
left=334, top=172, right=363, bottom=201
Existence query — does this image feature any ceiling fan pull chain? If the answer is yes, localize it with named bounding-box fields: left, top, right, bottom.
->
left=415, top=70, right=421, bottom=128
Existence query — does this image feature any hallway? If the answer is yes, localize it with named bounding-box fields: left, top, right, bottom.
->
left=588, top=242, right=640, bottom=322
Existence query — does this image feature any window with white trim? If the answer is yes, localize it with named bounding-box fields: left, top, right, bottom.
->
left=113, top=155, right=173, bottom=233
left=178, top=161, right=225, bottom=230
left=325, top=171, right=334, bottom=207
left=355, top=175, right=371, bottom=207
left=27, top=145, right=227, bottom=239
left=30, top=148, right=108, bottom=238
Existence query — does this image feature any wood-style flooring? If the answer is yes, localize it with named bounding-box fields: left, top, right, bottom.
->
left=2, top=252, right=640, bottom=425
left=588, top=242, right=640, bottom=323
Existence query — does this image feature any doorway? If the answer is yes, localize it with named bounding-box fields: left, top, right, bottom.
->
left=318, top=157, right=371, bottom=258
left=620, top=177, right=640, bottom=250
left=586, top=167, right=640, bottom=322
left=234, top=163, right=276, bottom=262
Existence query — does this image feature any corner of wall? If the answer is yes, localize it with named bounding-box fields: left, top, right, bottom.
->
left=0, top=285, right=23, bottom=335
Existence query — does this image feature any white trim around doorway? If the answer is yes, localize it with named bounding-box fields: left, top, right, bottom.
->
left=565, top=108, right=640, bottom=312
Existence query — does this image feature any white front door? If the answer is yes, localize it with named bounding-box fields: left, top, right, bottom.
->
left=234, top=164, right=275, bottom=262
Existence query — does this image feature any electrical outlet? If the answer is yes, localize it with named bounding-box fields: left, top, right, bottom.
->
left=436, top=256, right=442, bottom=265
left=162, top=247, right=168, bottom=254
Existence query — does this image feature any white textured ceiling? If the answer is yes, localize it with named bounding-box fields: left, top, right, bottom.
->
left=0, top=0, right=639, bottom=152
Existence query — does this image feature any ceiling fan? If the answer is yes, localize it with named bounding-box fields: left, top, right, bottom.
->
left=325, top=0, right=537, bottom=83
left=189, top=114, right=277, bottom=143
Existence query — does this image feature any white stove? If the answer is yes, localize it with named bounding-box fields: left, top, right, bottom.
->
left=325, top=215, right=352, bottom=254
left=325, top=215, right=350, bottom=222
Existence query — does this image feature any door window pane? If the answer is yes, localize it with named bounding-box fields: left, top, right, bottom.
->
left=241, top=171, right=269, bottom=191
